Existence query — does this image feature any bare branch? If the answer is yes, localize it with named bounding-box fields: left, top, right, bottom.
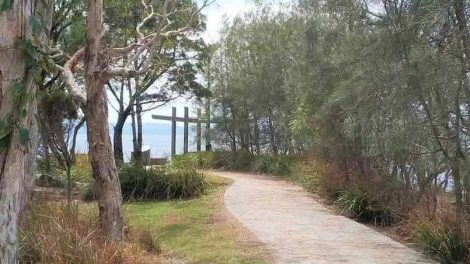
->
left=107, top=43, right=143, bottom=58
left=63, top=47, right=87, bottom=107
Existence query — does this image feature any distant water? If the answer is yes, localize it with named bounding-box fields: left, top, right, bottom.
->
left=75, top=123, right=200, bottom=160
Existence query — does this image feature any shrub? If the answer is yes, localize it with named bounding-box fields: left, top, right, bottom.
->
left=414, top=222, right=469, bottom=264
left=173, top=151, right=294, bottom=176
left=36, top=154, right=92, bottom=188
left=71, top=154, right=93, bottom=183
left=35, top=174, right=65, bottom=188
left=222, top=151, right=253, bottom=170
left=172, top=152, right=222, bottom=170
left=335, top=187, right=397, bottom=226
left=335, top=187, right=369, bottom=217
left=135, top=229, right=161, bottom=254
left=118, top=164, right=206, bottom=201
left=290, top=157, right=344, bottom=198
left=252, top=155, right=293, bottom=176
left=162, top=168, right=206, bottom=199
left=82, top=182, right=97, bottom=201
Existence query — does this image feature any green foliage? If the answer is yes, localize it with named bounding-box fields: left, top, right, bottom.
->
left=19, top=127, right=29, bottom=146
left=414, top=223, right=470, bottom=264
left=290, top=158, right=341, bottom=197
left=0, top=37, right=45, bottom=152
left=162, top=168, right=206, bottom=200
left=174, top=151, right=294, bottom=176
left=71, top=154, right=93, bottom=182
left=172, top=152, right=222, bottom=170
left=0, top=121, right=12, bottom=151
left=81, top=184, right=96, bottom=202
left=8, top=82, right=25, bottom=96
left=222, top=151, right=253, bottom=171
left=0, top=0, right=13, bottom=11
left=335, top=187, right=396, bottom=226
left=29, top=15, right=44, bottom=34
left=85, top=164, right=206, bottom=201
left=335, top=188, right=369, bottom=217
left=35, top=174, right=66, bottom=188
left=37, top=153, right=92, bottom=186
left=252, top=155, right=293, bottom=176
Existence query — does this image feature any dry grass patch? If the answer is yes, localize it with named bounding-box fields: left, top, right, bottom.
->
left=19, top=201, right=171, bottom=264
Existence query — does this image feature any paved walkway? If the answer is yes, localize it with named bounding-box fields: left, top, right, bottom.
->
left=217, top=171, right=437, bottom=264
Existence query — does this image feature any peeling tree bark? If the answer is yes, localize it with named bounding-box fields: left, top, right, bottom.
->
left=85, top=0, right=123, bottom=240
left=0, top=0, right=48, bottom=261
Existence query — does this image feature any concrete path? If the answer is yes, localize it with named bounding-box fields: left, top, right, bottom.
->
left=217, top=171, right=437, bottom=264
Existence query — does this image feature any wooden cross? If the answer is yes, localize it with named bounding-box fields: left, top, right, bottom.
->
left=152, top=106, right=212, bottom=156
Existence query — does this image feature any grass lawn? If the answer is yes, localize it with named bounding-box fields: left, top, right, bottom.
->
left=124, top=174, right=271, bottom=264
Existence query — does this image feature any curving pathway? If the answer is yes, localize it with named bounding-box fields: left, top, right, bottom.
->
left=217, top=171, right=437, bottom=264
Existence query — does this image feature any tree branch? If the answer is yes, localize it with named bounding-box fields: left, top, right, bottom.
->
left=63, top=47, right=87, bottom=107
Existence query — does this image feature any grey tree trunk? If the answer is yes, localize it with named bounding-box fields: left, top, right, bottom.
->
left=0, top=0, right=47, bottom=261
left=136, top=99, right=143, bottom=161
left=113, top=110, right=130, bottom=164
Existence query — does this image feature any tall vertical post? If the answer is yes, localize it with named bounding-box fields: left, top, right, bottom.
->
left=205, top=100, right=211, bottom=151
left=196, top=109, right=202, bottom=152
left=184, top=107, right=189, bottom=153
left=171, top=107, right=176, bottom=156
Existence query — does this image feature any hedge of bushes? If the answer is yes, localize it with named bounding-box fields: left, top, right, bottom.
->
left=84, top=164, right=206, bottom=201
left=172, top=151, right=293, bottom=176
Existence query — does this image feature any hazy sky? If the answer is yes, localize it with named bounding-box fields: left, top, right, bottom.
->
left=108, top=0, right=288, bottom=124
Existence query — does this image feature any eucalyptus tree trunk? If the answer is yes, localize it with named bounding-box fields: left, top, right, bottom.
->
left=85, top=0, right=123, bottom=240
left=0, top=0, right=48, bottom=261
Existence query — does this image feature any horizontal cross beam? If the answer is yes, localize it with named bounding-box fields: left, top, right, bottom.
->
left=152, top=114, right=249, bottom=124
left=151, top=114, right=199, bottom=123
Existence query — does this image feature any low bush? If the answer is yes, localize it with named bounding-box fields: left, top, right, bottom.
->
left=134, top=229, right=161, bottom=254
left=19, top=202, right=153, bottom=264
left=334, top=187, right=397, bottom=226
left=222, top=151, right=253, bottom=171
left=335, top=187, right=369, bottom=217
left=174, top=151, right=294, bottom=176
left=71, top=154, right=93, bottom=183
left=290, top=157, right=344, bottom=198
left=82, top=183, right=97, bottom=201
left=163, top=168, right=207, bottom=199
left=409, top=203, right=470, bottom=264
left=414, top=221, right=470, bottom=264
left=251, top=155, right=293, bottom=176
left=36, top=154, right=92, bottom=188
left=172, top=152, right=222, bottom=169
left=87, top=164, right=207, bottom=201
left=35, top=174, right=66, bottom=188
